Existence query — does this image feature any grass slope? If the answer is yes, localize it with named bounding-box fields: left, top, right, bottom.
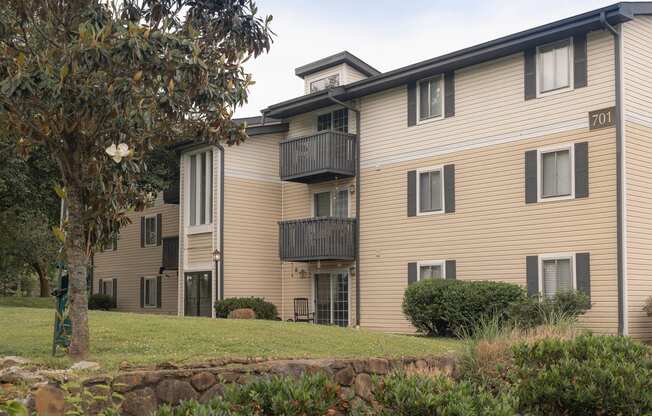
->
left=0, top=296, right=54, bottom=309
left=0, top=307, right=459, bottom=370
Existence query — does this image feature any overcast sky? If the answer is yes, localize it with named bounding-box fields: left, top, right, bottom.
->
left=235, top=0, right=615, bottom=117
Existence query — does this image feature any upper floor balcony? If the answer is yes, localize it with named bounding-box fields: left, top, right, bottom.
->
left=279, top=217, right=356, bottom=262
left=279, top=131, right=357, bottom=183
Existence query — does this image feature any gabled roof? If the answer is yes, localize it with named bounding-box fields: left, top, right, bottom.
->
left=294, top=51, right=380, bottom=78
left=263, top=2, right=652, bottom=119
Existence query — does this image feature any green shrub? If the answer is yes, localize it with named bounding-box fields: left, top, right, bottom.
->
left=512, top=334, right=652, bottom=415
left=508, top=291, right=590, bottom=328
left=214, top=297, right=278, bottom=320
left=88, top=294, right=114, bottom=310
left=373, top=371, right=517, bottom=416
left=154, top=373, right=340, bottom=416
left=402, top=279, right=526, bottom=336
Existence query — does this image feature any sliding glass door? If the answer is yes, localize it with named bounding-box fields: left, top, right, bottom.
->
left=314, top=271, right=349, bottom=327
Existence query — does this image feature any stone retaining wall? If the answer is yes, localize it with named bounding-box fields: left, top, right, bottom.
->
left=22, top=356, right=457, bottom=415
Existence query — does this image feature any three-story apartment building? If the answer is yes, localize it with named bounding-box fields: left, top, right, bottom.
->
left=94, top=2, right=652, bottom=339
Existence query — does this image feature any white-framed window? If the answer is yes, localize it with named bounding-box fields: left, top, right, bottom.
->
left=416, top=166, right=445, bottom=215
left=186, top=148, right=213, bottom=232
left=143, top=276, right=157, bottom=308
left=310, top=74, right=340, bottom=93
left=538, top=144, right=574, bottom=201
left=539, top=253, right=575, bottom=298
left=537, top=38, right=573, bottom=96
left=144, top=215, right=158, bottom=247
left=417, top=75, right=444, bottom=122
left=313, top=189, right=350, bottom=218
left=417, top=260, right=445, bottom=281
left=317, top=108, right=348, bottom=132
left=104, top=236, right=116, bottom=252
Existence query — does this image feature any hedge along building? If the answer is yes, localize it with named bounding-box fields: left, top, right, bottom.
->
left=92, top=2, right=652, bottom=339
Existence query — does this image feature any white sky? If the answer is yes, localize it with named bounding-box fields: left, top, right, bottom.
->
left=235, top=0, right=615, bottom=117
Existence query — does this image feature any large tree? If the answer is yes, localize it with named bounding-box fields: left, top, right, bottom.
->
left=0, top=0, right=272, bottom=359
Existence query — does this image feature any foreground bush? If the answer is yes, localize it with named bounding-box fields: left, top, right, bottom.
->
left=513, top=334, right=652, bottom=415
left=88, top=294, right=114, bottom=310
left=403, top=279, right=526, bottom=336
left=373, top=371, right=517, bottom=416
left=154, top=373, right=340, bottom=416
left=508, top=290, right=590, bottom=328
left=214, top=297, right=277, bottom=320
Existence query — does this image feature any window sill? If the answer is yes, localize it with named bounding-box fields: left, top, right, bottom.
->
left=416, top=209, right=445, bottom=216
left=538, top=194, right=575, bottom=203
left=416, top=114, right=444, bottom=126
left=536, top=86, right=574, bottom=99
left=186, top=224, right=213, bottom=235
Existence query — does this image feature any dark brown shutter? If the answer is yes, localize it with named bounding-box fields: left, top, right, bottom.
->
left=576, top=252, right=591, bottom=302
left=156, top=276, right=162, bottom=308
left=112, top=279, right=117, bottom=308
left=444, top=71, right=455, bottom=118
left=575, top=142, right=589, bottom=198
left=526, top=256, right=539, bottom=296
left=407, top=262, right=417, bottom=285
left=445, top=260, right=456, bottom=280
left=112, top=234, right=118, bottom=251
left=407, top=81, right=417, bottom=127
left=407, top=170, right=417, bottom=217
left=140, top=277, right=145, bottom=308
left=573, top=34, right=588, bottom=89
left=98, top=279, right=103, bottom=295
left=525, top=150, right=538, bottom=204
left=156, top=213, right=163, bottom=246
left=140, top=217, right=145, bottom=248
left=444, top=164, right=455, bottom=213
left=524, top=48, right=537, bottom=100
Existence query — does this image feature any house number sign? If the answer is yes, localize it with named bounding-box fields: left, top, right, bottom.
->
left=588, top=107, right=616, bottom=130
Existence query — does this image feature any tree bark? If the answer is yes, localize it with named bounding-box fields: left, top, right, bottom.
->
left=65, top=185, right=90, bottom=360
left=34, top=265, right=50, bottom=297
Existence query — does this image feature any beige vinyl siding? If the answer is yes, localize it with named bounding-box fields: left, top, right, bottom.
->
left=359, top=30, right=614, bottom=170
left=359, top=128, right=616, bottom=333
left=350, top=29, right=617, bottom=333
left=222, top=133, right=282, bottom=308
left=186, top=232, right=213, bottom=265
left=93, top=194, right=179, bottom=315
left=344, top=65, right=369, bottom=84
left=178, top=134, right=284, bottom=313
left=623, top=17, right=652, bottom=339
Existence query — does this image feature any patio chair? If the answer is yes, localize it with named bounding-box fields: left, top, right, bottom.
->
left=293, top=297, right=314, bottom=323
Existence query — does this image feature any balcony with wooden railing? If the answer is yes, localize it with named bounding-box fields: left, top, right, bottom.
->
left=279, top=131, right=357, bottom=183
left=279, top=217, right=356, bottom=262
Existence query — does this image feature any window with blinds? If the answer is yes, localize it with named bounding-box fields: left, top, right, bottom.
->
left=541, top=148, right=572, bottom=198
left=537, top=39, right=572, bottom=94
left=542, top=257, right=573, bottom=297
left=418, top=168, right=443, bottom=214
left=419, top=264, right=443, bottom=280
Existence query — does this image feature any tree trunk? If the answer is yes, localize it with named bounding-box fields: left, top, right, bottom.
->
left=65, top=185, right=90, bottom=360
left=35, top=266, right=50, bottom=297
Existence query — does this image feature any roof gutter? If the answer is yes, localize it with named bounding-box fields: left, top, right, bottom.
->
left=327, top=90, right=361, bottom=327
left=601, top=12, right=627, bottom=336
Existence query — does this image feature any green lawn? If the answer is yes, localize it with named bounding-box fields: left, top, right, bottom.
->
left=0, top=306, right=459, bottom=370
left=0, top=296, right=54, bottom=309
